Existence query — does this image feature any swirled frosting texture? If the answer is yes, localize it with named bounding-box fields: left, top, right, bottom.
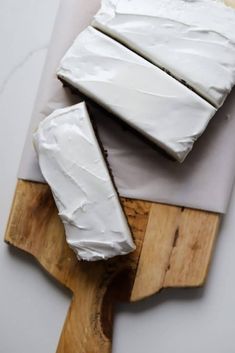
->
left=57, top=26, right=215, bottom=162
left=93, top=0, right=235, bottom=107
left=33, top=102, right=135, bottom=261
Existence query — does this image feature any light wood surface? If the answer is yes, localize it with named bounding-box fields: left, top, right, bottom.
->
left=131, top=205, right=220, bottom=301
left=5, top=180, right=220, bottom=353
left=225, top=0, right=235, bottom=8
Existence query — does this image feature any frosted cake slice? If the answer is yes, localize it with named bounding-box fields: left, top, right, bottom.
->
left=57, top=26, right=216, bottom=162
left=93, top=0, right=235, bottom=108
left=33, top=102, right=135, bottom=261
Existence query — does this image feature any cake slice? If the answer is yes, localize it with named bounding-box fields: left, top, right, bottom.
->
left=92, top=0, right=235, bottom=108
left=33, top=102, right=135, bottom=261
left=57, top=26, right=216, bottom=162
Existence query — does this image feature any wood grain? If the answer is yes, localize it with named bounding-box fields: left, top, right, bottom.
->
left=5, top=180, right=151, bottom=353
left=225, top=0, right=235, bottom=8
left=131, top=205, right=220, bottom=301
left=5, top=180, right=220, bottom=352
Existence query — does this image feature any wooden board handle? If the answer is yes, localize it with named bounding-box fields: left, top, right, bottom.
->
left=5, top=181, right=151, bottom=353
left=56, top=263, right=133, bottom=353
left=5, top=181, right=220, bottom=352
left=56, top=263, right=112, bottom=353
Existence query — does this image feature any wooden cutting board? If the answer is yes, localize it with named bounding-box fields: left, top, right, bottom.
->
left=6, top=1, right=235, bottom=351
left=5, top=180, right=220, bottom=353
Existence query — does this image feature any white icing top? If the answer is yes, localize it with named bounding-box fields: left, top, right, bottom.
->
left=33, top=102, right=135, bottom=261
left=57, top=26, right=216, bottom=162
left=93, top=0, right=235, bottom=107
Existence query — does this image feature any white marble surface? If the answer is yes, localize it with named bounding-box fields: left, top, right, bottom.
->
left=0, top=1, right=235, bottom=352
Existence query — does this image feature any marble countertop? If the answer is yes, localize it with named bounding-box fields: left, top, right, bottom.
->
left=0, top=1, right=235, bottom=352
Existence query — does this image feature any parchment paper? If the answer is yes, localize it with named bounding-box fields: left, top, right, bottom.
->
left=18, top=0, right=235, bottom=213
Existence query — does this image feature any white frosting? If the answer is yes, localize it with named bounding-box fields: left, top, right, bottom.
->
left=93, top=0, right=235, bottom=107
left=33, top=102, right=135, bottom=261
left=57, top=26, right=216, bottom=162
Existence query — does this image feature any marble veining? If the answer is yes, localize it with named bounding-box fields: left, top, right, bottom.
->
left=0, top=45, right=48, bottom=96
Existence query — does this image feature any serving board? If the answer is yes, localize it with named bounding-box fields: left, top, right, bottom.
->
left=5, top=180, right=220, bottom=353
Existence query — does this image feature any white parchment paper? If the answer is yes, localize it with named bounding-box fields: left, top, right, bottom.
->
left=18, top=0, right=235, bottom=213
